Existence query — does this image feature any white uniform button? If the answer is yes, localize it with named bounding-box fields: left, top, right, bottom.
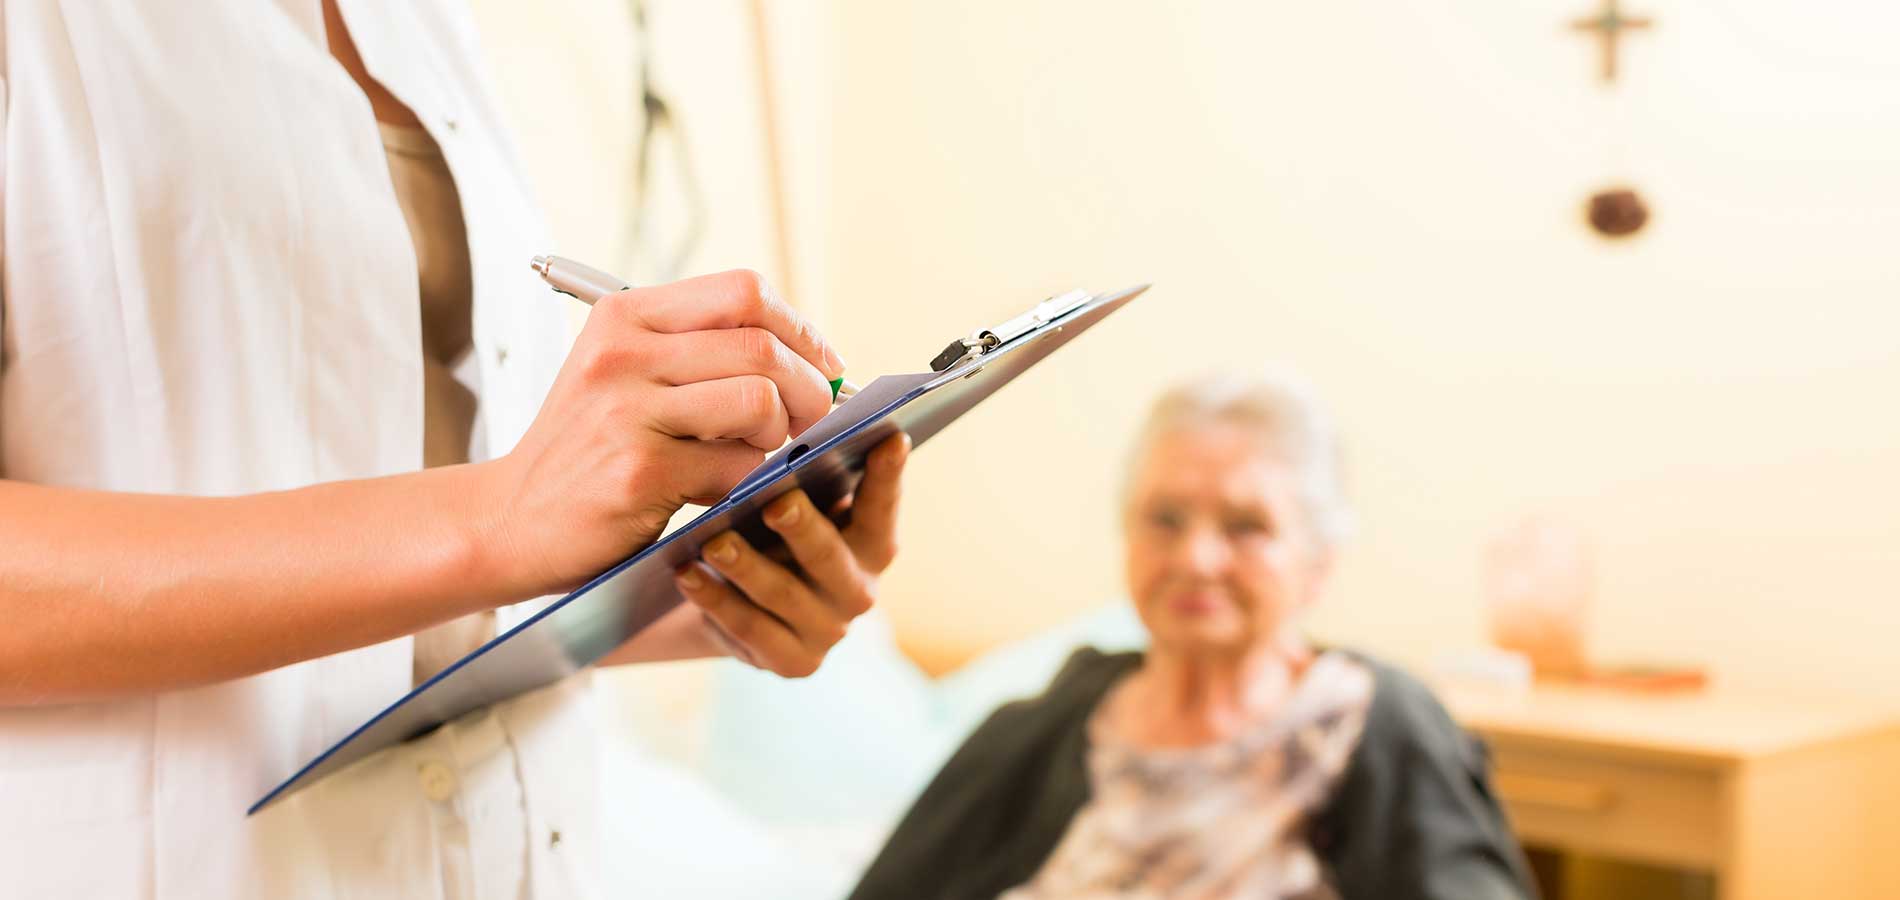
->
left=495, top=344, right=510, bottom=367
left=417, top=760, right=458, bottom=802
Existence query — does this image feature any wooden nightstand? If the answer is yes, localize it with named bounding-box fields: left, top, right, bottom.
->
left=1438, top=681, right=1900, bottom=900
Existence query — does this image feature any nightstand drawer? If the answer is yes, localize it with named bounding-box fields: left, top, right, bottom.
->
left=1486, top=741, right=1724, bottom=869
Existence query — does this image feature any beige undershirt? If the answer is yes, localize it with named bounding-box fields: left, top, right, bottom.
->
left=379, top=121, right=496, bottom=687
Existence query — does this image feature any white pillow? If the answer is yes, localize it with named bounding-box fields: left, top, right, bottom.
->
left=694, top=603, right=1149, bottom=826
left=593, top=601, right=1152, bottom=898
left=596, top=735, right=856, bottom=900
left=700, top=610, right=956, bottom=827
left=932, top=601, right=1149, bottom=738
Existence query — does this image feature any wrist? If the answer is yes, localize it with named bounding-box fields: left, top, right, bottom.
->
left=440, top=458, right=544, bottom=609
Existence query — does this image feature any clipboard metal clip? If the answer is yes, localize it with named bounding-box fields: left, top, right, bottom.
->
left=928, top=289, right=1093, bottom=372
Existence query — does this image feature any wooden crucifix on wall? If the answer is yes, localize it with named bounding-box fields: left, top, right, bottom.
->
left=1570, top=0, right=1656, bottom=238
left=1571, top=0, right=1653, bottom=84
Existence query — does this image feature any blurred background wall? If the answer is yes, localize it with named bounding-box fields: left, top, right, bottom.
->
left=472, top=0, right=1900, bottom=703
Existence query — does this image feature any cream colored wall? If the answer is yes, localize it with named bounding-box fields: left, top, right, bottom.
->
left=468, top=0, right=788, bottom=290
left=818, top=1, right=1900, bottom=699
left=467, top=1, right=1900, bottom=703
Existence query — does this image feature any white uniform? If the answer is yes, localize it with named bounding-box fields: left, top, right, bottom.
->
left=0, top=1, right=598, bottom=896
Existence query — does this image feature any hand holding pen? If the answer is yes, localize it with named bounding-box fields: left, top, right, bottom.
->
left=491, top=259, right=903, bottom=676
left=533, top=255, right=858, bottom=402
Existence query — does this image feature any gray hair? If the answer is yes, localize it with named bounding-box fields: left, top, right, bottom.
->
left=1123, top=371, right=1355, bottom=547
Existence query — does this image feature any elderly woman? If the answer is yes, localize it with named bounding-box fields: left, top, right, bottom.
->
left=850, top=374, right=1534, bottom=900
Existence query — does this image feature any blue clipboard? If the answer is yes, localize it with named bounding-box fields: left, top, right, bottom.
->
left=250, top=284, right=1148, bottom=813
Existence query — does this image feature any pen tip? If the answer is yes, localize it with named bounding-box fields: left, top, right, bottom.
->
left=530, top=255, right=550, bottom=276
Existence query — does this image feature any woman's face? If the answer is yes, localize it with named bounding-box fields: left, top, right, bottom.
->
left=1123, top=424, right=1330, bottom=657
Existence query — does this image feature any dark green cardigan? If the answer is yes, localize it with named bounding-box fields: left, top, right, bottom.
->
left=849, top=648, right=1536, bottom=900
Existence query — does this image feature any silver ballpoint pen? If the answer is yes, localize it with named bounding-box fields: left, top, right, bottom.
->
left=530, top=254, right=631, bottom=305
left=529, top=254, right=859, bottom=402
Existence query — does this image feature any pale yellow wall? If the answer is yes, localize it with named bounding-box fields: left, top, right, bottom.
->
left=468, top=1, right=1900, bottom=704
left=817, top=1, right=1900, bottom=699
left=468, top=0, right=787, bottom=290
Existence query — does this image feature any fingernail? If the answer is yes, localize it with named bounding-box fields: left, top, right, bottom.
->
left=707, top=535, right=739, bottom=565
left=823, top=345, right=847, bottom=378
left=676, top=565, right=704, bottom=590
left=768, top=498, right=801, bottom=527
left=880, top=434, right=910, bottom=470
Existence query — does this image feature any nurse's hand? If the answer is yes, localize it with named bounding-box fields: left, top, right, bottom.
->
left=671, top=433, right=909, bottom=677
left=481, top=269, right=844, bottom=597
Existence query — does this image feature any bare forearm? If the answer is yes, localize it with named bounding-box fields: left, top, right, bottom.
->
left=0, top=463, right=527, bottom=705
left=0, top=270, right=892, bottom=700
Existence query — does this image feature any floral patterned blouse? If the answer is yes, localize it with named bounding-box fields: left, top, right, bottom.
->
left=1000, top=652, right=1376, bottom=900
